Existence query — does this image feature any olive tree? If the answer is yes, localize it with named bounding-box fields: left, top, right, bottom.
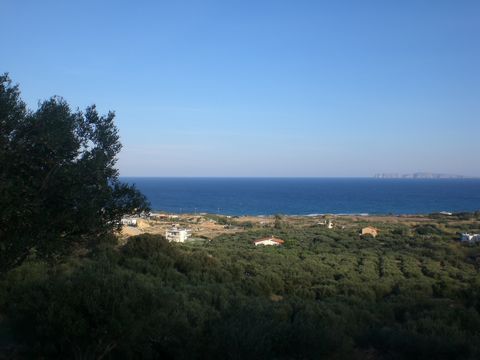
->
left=0, top=73, right=149, bottom=271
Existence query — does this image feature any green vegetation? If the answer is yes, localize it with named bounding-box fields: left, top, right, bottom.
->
left=1, top=75, right=480, bottom=359
left=1, top=226, right=480, bottom=359
left=0, top=74, right=149, bottom=272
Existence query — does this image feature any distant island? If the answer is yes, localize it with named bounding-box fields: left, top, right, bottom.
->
left=374, top=172, right=468, bottom=179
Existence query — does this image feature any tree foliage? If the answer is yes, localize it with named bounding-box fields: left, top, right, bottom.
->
left=0, top=74, right=149, bottom=271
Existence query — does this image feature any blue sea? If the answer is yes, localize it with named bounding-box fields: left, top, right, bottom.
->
left=122, top=177, right=480, bottom=216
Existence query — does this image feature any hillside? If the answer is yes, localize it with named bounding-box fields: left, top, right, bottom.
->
left=2, top=213, right=480, bottom=359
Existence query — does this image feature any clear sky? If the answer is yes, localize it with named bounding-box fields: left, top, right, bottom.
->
left=2, top=0, right=479, bottom=177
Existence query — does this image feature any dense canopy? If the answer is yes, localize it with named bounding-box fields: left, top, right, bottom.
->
left=0, top=74, right=149, bottom=272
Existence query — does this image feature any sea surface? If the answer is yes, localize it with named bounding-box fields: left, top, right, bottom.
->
left=121, top=177, right=480, bottom=215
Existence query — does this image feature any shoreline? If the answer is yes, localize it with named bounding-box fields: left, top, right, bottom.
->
left=146, top=210, right=473, bottom=218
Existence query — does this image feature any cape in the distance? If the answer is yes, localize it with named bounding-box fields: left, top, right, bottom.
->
left=373, top=172, right=473, bottom=179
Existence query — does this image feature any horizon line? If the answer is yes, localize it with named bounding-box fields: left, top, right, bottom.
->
left=119, top=175, right=480, bottom=179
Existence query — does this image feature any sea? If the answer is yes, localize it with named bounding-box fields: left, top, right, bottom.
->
left=121, top=177, right=480, bottom=216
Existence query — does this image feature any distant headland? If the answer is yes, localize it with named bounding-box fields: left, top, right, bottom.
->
left=373, top=172, right=470, bottom=179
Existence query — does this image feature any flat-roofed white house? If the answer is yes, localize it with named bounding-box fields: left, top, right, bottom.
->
left=317, top=219, right=334, bottom=228
left=253, top=236, right=285, bottom=246
left=460, top=233, right=480, bottom=242
left=165, top=227, right=191, bottom=242
left=121, top=217, right=137, bottom=226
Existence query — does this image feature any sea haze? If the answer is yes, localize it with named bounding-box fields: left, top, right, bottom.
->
left=121, top=177, right=480, bottom=216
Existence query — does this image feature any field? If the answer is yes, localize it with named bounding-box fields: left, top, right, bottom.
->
left=2, top=212, right=480, bottom=359
left=120, top=211, right=479, bottom=241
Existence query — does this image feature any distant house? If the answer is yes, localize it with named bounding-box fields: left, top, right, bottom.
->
left=317, top=219, right=334, bottom=228
left=254, top=236, right=285, bottom=246
left=121, top=217, right=137, bottom=227
left=149, top=213, right=181, bottom=222
left=361, top=226, right=379, bottom=238
left=150, top=213, right=169, bottom=220
left=460, top=233, right=480, bottom=243
left=165, top=227, right=191, bottom=242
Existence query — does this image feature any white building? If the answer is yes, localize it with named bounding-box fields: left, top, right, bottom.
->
left=253, top=236, right=285, bottom=246
left=317, top=219, right=334, bottom=229
left=460, top=233, right=480, bottom=242
left=121, top=218, right=137, bottom=226
left=165, top=227, right=191, bottom=242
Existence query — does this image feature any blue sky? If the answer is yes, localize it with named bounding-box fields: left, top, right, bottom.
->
left=2, top=0, right=479, bottom=176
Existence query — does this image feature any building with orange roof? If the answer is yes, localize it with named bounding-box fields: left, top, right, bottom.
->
left=361, top=226, right=379, bottom=238
left=253, top=236, right=285, bottom=246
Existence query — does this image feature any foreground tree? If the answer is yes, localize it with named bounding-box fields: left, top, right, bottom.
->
left=0, top=73, right=149, bottom=271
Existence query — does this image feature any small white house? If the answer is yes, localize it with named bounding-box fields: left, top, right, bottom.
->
left=165, top=227, right=191, bottom=242
left=121, top=218, right=137, bottom=227
left=317, top=219, right=334, bottom=229
left=253, top=236, right=285, bottom=246
left=460, top=233, right=480, bottom=242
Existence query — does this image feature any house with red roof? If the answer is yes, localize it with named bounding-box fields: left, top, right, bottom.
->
left=361, top=226, right=379, bottom=238
left=253, top=236, right=285, bottom=246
